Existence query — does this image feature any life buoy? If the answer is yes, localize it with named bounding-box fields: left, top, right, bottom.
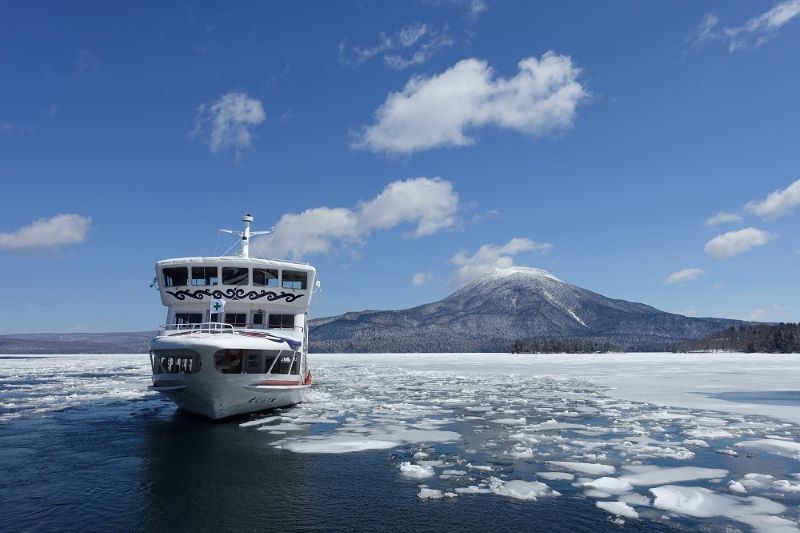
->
left=303, top=370, right=313, bottom=385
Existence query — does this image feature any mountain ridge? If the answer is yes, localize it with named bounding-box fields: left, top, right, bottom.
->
left=309, top=267, right=749, bottom=352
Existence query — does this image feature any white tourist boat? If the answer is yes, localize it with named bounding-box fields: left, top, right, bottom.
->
left=148, top=214, right=317, bottom=419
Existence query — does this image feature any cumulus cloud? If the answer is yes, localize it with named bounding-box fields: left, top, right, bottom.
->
left=353, top=51, right=588, bottom=154
left=255, top=177, right=459, bottom=260
left=450, top=237, right=553, bottom=286
left=704, top=227, right=776, bottom=259
left=664, top=268, right=705, bottom=285
left=690, top=0, right=800, bottom=51
left=705, top=212, right=742, bottom=226
left=340, top=23, right=453, bottom=70
left=0, top=214, right=91, bottom=252
left=745, top=178, right=800, bottom=219
left=411, top=272, right=433, bottom=286
left=193, top=92, right=266, bottom=159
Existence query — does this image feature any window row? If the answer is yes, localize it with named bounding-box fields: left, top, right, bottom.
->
left=174, top=312, right=295, bottom=329
left=150, top=349, right=301, bottom=376
left=151, top=349, right=202, bottom=374
left=214, top=349, right=300, bottom=375
left=162, top=266, right=307, bottom=289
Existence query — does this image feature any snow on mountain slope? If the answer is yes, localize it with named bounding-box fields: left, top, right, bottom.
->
left=309, top=268, right=745, bottom=353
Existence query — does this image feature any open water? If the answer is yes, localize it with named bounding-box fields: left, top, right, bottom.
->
left=1, top=354, right=799, bottom=532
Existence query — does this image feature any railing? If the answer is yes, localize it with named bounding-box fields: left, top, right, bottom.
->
left=159, top=322, right=304, bottom=335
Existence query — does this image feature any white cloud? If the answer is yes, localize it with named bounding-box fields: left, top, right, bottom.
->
left=193, top=92, right=266, bottom=159
left=467, top=0, right=487, bottom=20
left=745, top=178, right=800, bottom=219
left=411, top=272, right=433, bottom=286
left=354, top=52, right=588, bottom=154
left=340, top=23, right=453, bottom=70
left=705, top=212, right=742, bottom=226
left=704, top=227, right=776, bottom=259
left=255, top=177, right=459, bottom=260
left=690, top=0, right=800, bottom=51
left=450, top=237, right=553, bottom=286
left=664, top=268, right=705, bottom=285
left=0, top=214, right=91, bottom=252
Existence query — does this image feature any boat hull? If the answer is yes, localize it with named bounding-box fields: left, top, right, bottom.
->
left=149, top=332, right=309, bottom=420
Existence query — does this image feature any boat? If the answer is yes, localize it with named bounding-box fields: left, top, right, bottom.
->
left=148, top=214, right=317, bottom=419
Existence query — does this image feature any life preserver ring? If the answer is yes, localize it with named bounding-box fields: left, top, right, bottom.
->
left=303, top=370, right=313, bottom=385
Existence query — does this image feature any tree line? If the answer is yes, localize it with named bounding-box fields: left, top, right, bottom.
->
left=511, top=338, right=622, bottom=354
left=673, top=322, right=800, bottom=353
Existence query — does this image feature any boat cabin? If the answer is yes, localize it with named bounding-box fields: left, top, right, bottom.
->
left=155, top=256, right=316, bottom=334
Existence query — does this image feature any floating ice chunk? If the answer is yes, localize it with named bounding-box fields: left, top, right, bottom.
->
left=418, top=487, right=444, bottom=499
left=584, top=477, right=633, bottom=495
left=399, top=461, right=434, bottom=479
left=527, top=419, right=585, bottom=431
left=684, top=428, right=735, bottom=439
left=729, top=481, right=747, bottom=494
left=620, top=467, right=729, bottom=486
left=455, top=485, right=491, bottom=494
left=650, top=485, right=790, bottom=532
left=239, top=415, right=281, bottom=428
left=547, top=461, right=615, bottom=476
left=442, top=470, right=467, bottom=476
left=741, top=473, right=775, bottom=489
left=466, top=463, right=494, bottom=472
left=772, top=480, right=800, bottom=493
left=584, top=490, right=611, bottom=498
left=736, top=439, right=800, bottom=459
left=536, top=472, right=575, bottom=481
left=596, top=501, right=639, bottom=519
left=276, top=436, right=401, bottom=453
left=683, top=439, right=710, bottom=448
left=716, top=449, right=738, bottom=457
left=488, top=477, right=558, bottom=501
left=509, top=447, right=534, bottom=459
left=493, top=417, right=526, bottom=425
left=256, top=422, right=307, bottom=431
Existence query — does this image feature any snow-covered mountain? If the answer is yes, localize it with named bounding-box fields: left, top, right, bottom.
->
left=309, top=267, right=746, bottom=352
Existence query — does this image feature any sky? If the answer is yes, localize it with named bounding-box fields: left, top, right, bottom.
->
left=1, top=1, right=799, bottom=333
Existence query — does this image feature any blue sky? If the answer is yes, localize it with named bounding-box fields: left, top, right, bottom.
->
left=1, top=1, right=799, bottom=333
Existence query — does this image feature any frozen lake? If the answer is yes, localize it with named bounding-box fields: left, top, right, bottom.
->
left=1, top=352, right=799, bottom=532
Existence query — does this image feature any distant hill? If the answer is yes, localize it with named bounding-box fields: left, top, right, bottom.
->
left=309, top=267, right=749, bottom=352
left=675, top=323, right=799, bottom=353
left=0, top=331, right=156, bottom=354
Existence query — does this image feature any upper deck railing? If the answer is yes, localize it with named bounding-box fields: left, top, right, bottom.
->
left=159, top=322, right=304, bottom=336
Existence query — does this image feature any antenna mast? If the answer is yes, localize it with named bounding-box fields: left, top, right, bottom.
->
left=220, top=214, right=271, bottom=258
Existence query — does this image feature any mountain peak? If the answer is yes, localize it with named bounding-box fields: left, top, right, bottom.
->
left=485, top=266, right=562, bottom=283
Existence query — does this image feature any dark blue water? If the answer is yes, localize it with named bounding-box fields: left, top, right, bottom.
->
left=0, top=398, right=678, bottom=533
left=2, top=355, right=799, bottom=532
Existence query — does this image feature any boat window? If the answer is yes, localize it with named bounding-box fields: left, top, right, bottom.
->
left=210, top=312, right=221, bottom=323
left=253, top=268, right=278, bottom=287
left=222, top=267, right=249, bottom=285
left=246, top=352, right=260, bottom=373
left=269, top=314, right=295, bottom=329
left=224, top=313, right=247, bottom=328
left=152, top=349, right=201, bottom=374
left=214, top=349, right=244, bottom=374
left=175, top=313, right=202, bottom=325
left=282, top=270, right=307, bottom=290
left=163, top=267, right=188, bottom=287
left=191, top=266, right=218, bottom=286
left=271, top=353, right=294, bottom=374
left=252, top=311, right=264, bottom=327
left=290, top=355, right=300, bottom=375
